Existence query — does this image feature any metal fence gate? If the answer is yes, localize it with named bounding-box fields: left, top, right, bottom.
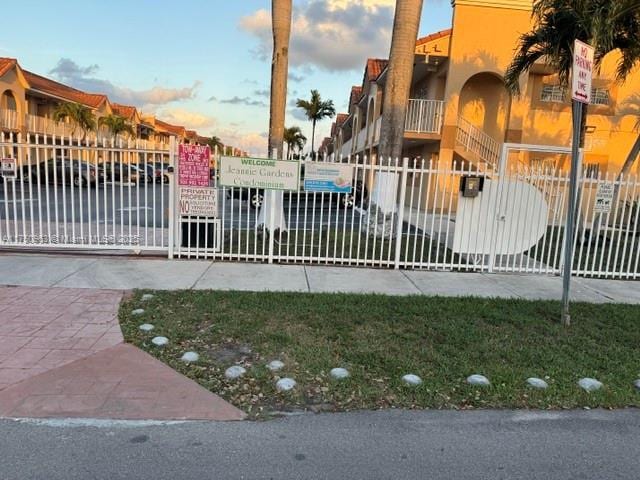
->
left=0, top=132, right=171, bottom=252
left=1, top=133, right=638, bottom=280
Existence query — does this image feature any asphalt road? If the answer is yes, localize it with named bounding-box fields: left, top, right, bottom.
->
left=1, top=409, right=638, bottom=480
left=0, top=183, right=397, bottom=232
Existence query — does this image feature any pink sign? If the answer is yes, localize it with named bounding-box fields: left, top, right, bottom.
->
left=178, top=144, right=211, bottom=187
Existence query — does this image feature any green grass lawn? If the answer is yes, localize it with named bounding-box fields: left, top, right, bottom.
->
left=120, top=291, right=640, bottom=419
left=220, top=228, right=466, bottom=266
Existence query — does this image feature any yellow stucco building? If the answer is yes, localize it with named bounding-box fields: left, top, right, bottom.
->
left=328, top=0, right=640, bottom=177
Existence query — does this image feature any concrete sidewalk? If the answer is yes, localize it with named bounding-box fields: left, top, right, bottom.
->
left=0, top=252, right=638, bottom=304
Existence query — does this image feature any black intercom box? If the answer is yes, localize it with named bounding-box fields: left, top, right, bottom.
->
left=460, top=176, right=484, bottom=198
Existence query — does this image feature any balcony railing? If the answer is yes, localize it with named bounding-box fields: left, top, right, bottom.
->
left=405, top=99, right=444, bottom=134
left=0, top=109, right=170, bottom=149
left=356, top=127, right=368, bottom=150
left=339, top=138, right=353, bottom=158
left=0, top=109, right=19, bottom=131
left=26, top=113, right=76, bottom=137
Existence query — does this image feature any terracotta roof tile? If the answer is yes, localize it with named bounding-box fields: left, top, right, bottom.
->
left=111, top=103, right=138, bottom=121
left=349, top=86, right=363, bottom=105
left=23, top=70, right=107, bottom=109
left=416, top=28, right=452, bottom=46
left=336, top=113, right=349, bottom=126
left=0, top=58, right=17, bottom=77
left=155, top=119, right=186, bottom=137
left=365, top=58, right=389, bottom=82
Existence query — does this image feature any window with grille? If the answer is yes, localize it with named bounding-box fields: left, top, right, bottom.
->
left=584, top=163, right=600, bottom=178
left=591, top=88, right=610, bottom=106
left=541, top=84, right=565, bottom=103
left=540, top=84, right=610, bottom=106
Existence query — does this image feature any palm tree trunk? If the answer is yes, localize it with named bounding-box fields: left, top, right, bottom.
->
left=268, top=0, right=292, bottom=160
left=378, top=0, right=424, bottom=162
left=311, top=119, right=316, bottom=159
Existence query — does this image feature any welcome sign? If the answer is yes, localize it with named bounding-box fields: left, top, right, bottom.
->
left=219, top=156, right=300, bottom=191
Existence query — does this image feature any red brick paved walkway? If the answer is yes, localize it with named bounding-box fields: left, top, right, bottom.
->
left=0, top=287, right=123, bottom=391
left=0, top=286, right=245, bottom=421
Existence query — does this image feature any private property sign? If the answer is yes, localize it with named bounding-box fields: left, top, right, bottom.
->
left=178, top=144, right=211, bottom=187
left=572, top=39, right=594, bottom=104
left=218, top=156, right=300, bottom=191
left=179, top=187, right=218, bottom=217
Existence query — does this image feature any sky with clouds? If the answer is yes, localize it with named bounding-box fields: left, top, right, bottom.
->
left=1, top=0, right=452, bottom=156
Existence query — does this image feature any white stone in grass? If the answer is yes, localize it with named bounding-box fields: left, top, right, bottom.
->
left=634, top=379, right=640, bottom=391
left=131, top=309, right=145, bottom=316
left=330, top=368, right=350, bottom=380
left=181, top=352, right=199, bottom=363
left=527, top=377, right=549, bottom=390
left=276, top=378, right=297, bottom=392
left=267, top=360, right=285, bottom=372
left=151, top=336, right=168, bottom=347
left=141, top=294, right=155, bottom=301
left=467, top=374, right=491, bottom=387
left=578, top=378, right=603, bottom=392
left=225, top=366, right=246, bottom=380
left=402, top=374, right=422, bottom=386
left=138, top=323, right=154, bottom=332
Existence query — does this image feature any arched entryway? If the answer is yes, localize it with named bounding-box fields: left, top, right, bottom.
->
left=1, top=89, right=18, bottom=111
left=458, top=72, right=511, bottom=142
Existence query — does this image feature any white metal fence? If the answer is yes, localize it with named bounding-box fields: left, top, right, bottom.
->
left=0, top=132, right=171, bottom=251
left=175, top=153, right=639, bottom=280
left=0, top=134, right=638, bottom=280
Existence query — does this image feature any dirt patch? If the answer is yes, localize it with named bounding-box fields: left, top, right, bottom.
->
left=206, top=341, right=255, bottom=365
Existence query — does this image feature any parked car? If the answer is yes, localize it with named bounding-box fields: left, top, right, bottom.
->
left=227, top=179, right=368, bottom=210
left=132, top=163, right=159, bottom=184
left=99, top=162, right=158, bottom=184
left=154, top=162, right=171, bottom=183
left=23, top=158, right=100, bottom=187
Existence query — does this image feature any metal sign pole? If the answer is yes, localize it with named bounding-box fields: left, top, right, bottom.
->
left=561, top=100, right=584, bottom=326
left=561, top=39, right=594, bottom=326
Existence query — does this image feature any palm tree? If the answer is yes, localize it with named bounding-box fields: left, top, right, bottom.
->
left=505, top=0, right=640, bottom=153
left=296, top=90, right=335, bottom=157
left=206, top=135, right=224, bottom=154
left=283, top=126, right=307, bottom=159
left=268, top=0, right=292, bottom=160
left=52, top=102, right=96, bottom=139
left=98, top=114, right=136, bottom=139
left=378, top=0, right=424, bottom=161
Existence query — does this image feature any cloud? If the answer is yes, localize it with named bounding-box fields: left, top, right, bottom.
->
left=49, top=58, right=200, bottom=108
left=217, top=96, right=267, bottom=107
left=217, top=128, right=268, bottom=157
left=288, top=108, right=309, bottom=122
left=254, top=89, right=270, bottom=97
left=240, top=0, right=394, bottom=72
left=288, top=72, right=305, bottom=83
left=155, top=108, right=217, bottom=131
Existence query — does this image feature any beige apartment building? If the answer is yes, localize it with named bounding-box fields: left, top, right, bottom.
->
left=0, top=57, right=206, bottom=147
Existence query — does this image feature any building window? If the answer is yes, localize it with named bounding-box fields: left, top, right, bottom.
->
left=584, top=163, right=600, bottom=178
left=541, top=84, right=565, bottom=103
left=541, top=84, right=610, bottom=106
left=591, top=88, right=610, bottom=106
